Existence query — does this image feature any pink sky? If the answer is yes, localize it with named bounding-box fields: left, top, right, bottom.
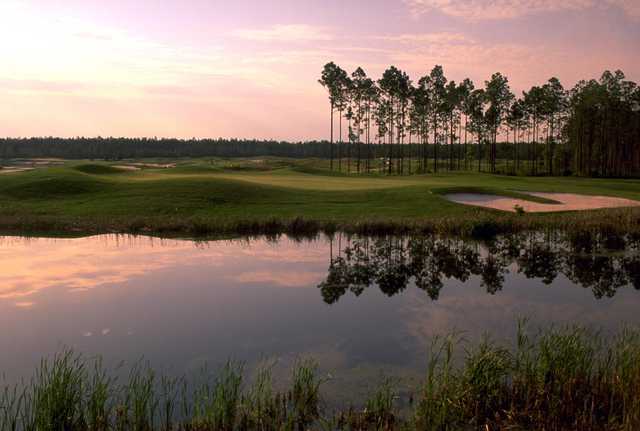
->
left=1, top=0, right=638, bottom=140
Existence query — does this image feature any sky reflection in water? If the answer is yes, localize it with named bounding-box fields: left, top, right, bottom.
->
left=1, top=233, right=639, bottom=399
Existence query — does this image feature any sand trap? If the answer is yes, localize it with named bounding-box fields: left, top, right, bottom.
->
left=445, top=192, right=640, bottom=213
left=130, top=162, right=176, bottom=169
left=113, top=165, right=141, bottom=171
left=0, top=167, right=35, bottom=174
left=112, top=163, right=176, bottom=170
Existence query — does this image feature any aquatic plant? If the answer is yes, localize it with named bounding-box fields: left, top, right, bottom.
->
left=2, top=322, right=640, bottom=430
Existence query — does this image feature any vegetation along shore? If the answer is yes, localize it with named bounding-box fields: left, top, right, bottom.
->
left=2, top=322, right=640, bottom=430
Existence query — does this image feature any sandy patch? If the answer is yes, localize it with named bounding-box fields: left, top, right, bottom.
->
left=0, top=167, right=35, bottom=174
left=130, top=162, right=176, bottom=169
left=445, top=192, right=640, bottom=213
left=32, top=160, right=65, bottom=166
left=112, top=163, right=175, bottom=170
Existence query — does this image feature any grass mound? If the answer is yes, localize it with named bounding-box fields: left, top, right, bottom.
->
left=290, top=165, right=352, bottom=177
left=222, top=161, right=289, bottom=171
left=73, top=164, right=126, bottom=175
left=167, top=164, right=223, bottom=174
left=0, top=173, right=110, bottom=199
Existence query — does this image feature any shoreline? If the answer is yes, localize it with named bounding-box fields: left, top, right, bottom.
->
left=1, top=207, right=639, bottom=239
left=2, top=162, right=640, bottom=239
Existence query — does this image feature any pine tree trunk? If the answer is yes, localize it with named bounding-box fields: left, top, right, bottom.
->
left=464, top=116, right=468, bottom=171
left=338, top=109, right=342, bottom=172
left=330, top=104, right=334, bottom=171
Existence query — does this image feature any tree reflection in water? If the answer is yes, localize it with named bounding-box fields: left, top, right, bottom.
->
left=318, top=232, right=640, bottom=304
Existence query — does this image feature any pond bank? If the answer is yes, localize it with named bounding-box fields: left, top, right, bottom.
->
left=1, top=207, right=640, bottom=239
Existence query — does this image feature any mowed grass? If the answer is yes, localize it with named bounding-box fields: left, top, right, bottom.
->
left=0, top=158, right=639, bottom=235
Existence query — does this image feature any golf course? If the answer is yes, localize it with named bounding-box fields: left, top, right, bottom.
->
left=1, top=157, right=639, bottom=237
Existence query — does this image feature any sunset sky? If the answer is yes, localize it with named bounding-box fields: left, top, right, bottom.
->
left=1, top=0, right=639, bottom=140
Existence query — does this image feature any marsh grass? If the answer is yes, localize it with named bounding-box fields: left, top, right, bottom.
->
left=2, top=323, right=640, bottom=430
left=3, top=206, right=640, bottom=244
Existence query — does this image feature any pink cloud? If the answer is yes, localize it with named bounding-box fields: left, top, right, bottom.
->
left=229, top=271, right=325, bottom=287
left=0, top=0, right=637, bottom=139
left=232, top=24, right=334, bottom=42
left=0, top=79, right=86, bottom=94
left=0, top=235, right=328, bottom=301
left=375, top=32, right=470, bottom=44
left=607, top=0, right=640, bottom=19
left=405, top=0, right=639, bottom=21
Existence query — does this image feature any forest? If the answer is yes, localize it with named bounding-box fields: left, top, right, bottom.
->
left=0, top=137, right=329, bottom=160
left=0, top=137, right=530, bottom=165
left=319, top=64, right=640, bottom=177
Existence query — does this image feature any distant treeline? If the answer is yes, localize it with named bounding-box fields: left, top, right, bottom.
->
left=0, top=137, right=331, bottom=160
left=0, top=137, right=542, bottom=162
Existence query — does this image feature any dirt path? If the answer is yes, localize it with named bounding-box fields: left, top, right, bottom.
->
left=445, top=192, right=640, bottom=213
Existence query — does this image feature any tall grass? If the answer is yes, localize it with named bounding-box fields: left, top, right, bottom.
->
left=2, top=322, right=640, bottom=430
left=2, top=206, right=640, bottom=240
left=414, top=322, right=640, bottom=430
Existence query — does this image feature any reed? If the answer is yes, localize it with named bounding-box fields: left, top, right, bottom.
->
left=2, top=322, right=640, bottom=430
left=3, top=206, right=640, bottom=242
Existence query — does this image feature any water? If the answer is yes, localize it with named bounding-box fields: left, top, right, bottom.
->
left=1, top=232, right=639, bottom=403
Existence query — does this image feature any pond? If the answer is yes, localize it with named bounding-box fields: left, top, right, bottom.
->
left=1, top=231, right=639, bottom=405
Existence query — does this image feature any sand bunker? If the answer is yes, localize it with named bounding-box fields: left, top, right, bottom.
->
left=445, top=192, right=640, bottom=213
left=0, top=167, right=35, bottom=174
left=113, top=165, right=141, bottom=171
left=112, top=163, right=176, bottom=171
left=130, top=163, right=176, bottom=169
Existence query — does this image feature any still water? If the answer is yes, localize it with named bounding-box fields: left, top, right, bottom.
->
left=1, top=232, right=639, bottom=401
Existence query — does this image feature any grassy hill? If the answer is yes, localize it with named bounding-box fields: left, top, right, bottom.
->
left=0, top=158, right=639, bottom=236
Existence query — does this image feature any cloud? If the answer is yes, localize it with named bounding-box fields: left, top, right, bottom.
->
left=232, top=24, right=333, bottom=42
left=380, top=33, right=572, bottom=92
left=0, top=235, right=327, bottom=301
left=228, top=270, right=325, bottom=287
left=405, top=0, right=639, bottom=21
left=0, top=4, right=227, bottom=94
left=0, top=79, right=86, bottom=95
left=73, top=31, right=113, bottom=41
left=607, top=0, right=640, bottom=19
left=376, top=32, right=470, bottom=44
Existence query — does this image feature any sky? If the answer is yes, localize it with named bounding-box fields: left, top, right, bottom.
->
left=1, top=0, right=639, bottom=140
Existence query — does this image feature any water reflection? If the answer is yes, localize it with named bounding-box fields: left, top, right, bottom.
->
left=0, top=235, right=326, bottom=303
left=1, top=233, right=639, bottom=403
left=319, top=232, right=640, bottom=303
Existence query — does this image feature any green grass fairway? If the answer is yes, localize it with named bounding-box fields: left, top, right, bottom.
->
left=1, top=158, right=639, bottom=236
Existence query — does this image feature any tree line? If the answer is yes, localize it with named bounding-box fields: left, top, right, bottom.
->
left=319, top=63, right=640, bottom=177
left=0, top=137, right=532, bottom=163
left=0, top=137, right=331, bottom=160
